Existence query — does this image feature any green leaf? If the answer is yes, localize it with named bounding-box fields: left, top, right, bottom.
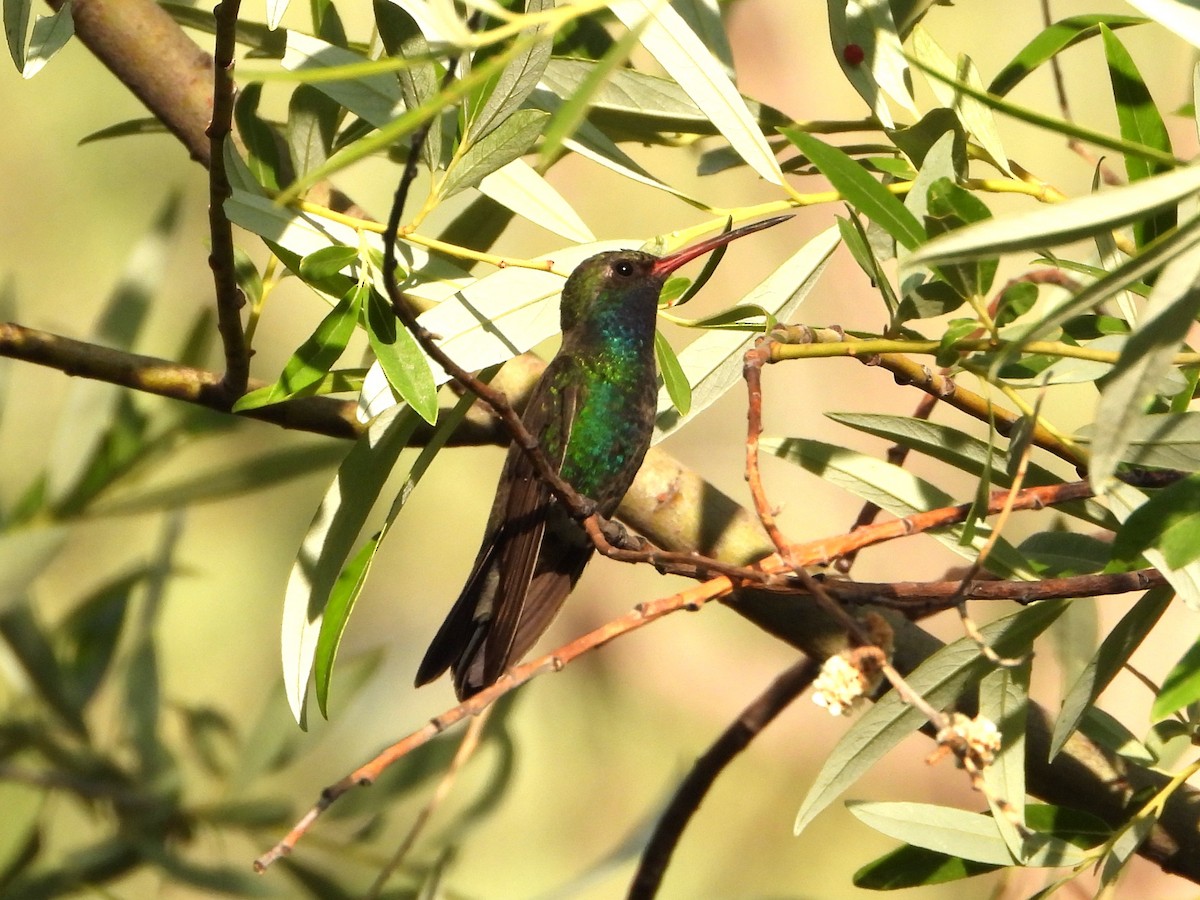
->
left=654, top=329, right=691, bottom=416
left=610, top=0, right=783, bottom=185
left=281, top=408, right=421, bottom=724
left=475, top=158, right=596, bottom=242
left=19, top=1, right=71, bottom=78
left=233, top=283, right=364, bottom=412
left=905, top=163, right=1200, bottom=271
left=1101, top=24, right=1175, bottom=247
left=363, top=287, right=438, bottom=425
left=1089, top=238, right=1200, bottom=491
left=57, top=569, right=142, bottom=715
left=287, top=84, right=338, bottom=178
left=1108, top=481, right=1200, bottom=609
left=539, top=12, right=649, bottom=165
left=440, top=109, right=550, bottom=200
left=989, top=14, right=1146, bottom=96
left=312, top=534, right=377, bottom=718
left=980, top=660, right=1030, bottom=858
left=376, top=0, right=442, bottom=170
left=1112, top=474, right=1200, bottom=569
left=1079, top=706, right=1155, bottom=764
left=794, top=601, right=1066, bottom=834
left=297, top=244, right=358, bottom=282
left=854, top=843, right=999, bottom=889
left=234, top=83, right=283, bottom=193
left=276, top=39, right=524, bottom=204
left=313, top=384, right=482, bottom=716
left=1050, top=585, right=1173, bottom=758
left=827, top=0, right=916, bottom=128
left=4, top=0, right=30, bottom=71
left=848, top=802, right=1087, bottom=866
left=909, top=28, right=1009, bottom=175
left=653, top=226, right=839, bottom=442
left=280, top=31, right=399, bottom=127
left=77, top=117, right=169, bottom=146
left=1152, top=636, right=1200, bottom=721
left=469, top=0, right=553, bottom=141
left=782, top=129, right=924, bottom=250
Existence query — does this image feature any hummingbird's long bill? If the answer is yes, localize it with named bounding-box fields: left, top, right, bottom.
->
left=651, top=214, right=794, bottom=278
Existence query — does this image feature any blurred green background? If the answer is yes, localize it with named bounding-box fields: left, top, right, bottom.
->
left=2, top=0, right=1199, bottom=896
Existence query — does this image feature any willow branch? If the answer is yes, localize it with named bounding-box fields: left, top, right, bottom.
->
left=207, top=0, right=249, bottom=394
left=628, top=657, right=820, bottom=899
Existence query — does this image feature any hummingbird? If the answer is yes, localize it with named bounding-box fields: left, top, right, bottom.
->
left=415, top=215, right=792, bottom=699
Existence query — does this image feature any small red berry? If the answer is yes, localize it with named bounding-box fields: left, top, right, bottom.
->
left=843, top=43, right=865, bottom=66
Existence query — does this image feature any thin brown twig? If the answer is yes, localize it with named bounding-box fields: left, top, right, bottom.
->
left=365, top=709, right=492, bottom=899
left=252, top=576, right=736, bottom=872
left=628, top=657, right=820, bottom=899
left=207, top=0, right=249, bottom=396
left=743, top=335, right=793, bottom=558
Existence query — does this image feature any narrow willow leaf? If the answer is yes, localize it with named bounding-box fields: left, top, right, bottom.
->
left=910, top=27, right=1010, bottom=175
left=1152, top=637, right=1200, bottom=721
left=1079, top=707, right=1155, bottom=764
left=281, top=30, right=401, bottom=126
left=539, top=12, right=649, bottom=165
left=673, top=0, right=732, bottom=73
left=4, top=0, right=30, bottom=71
left=1111, top=474, right=1200, bottom=569
left=48, top=194, right=178, bottom=503
left=276, top=41, right=522, bottom=203
left=267, top=0, right=290, bottom=30
left=287, top=84, right=338, bottom=177
left=766, top=438, right=1032, bottom=578
left=538, top=58, right=787, bottom=137
left=609, top=0, right=784, bottom=185
left=477, top=158, right=596, bottom=242
left=654, top=329, right=690, bottom=416
left=1108, top=481, right=1200, bottom=609
left=981, top=661, right=1029, bottom=859
left=849, top=802, right=1087, bottom=867
left=1089, top=239, right=1200, bottom=491
left=793, top=601, right=1067, bottom=834
left=282, top=406, right=421, bottom=724
left=989, top=14, right=1146, bottom=97
left=783, top=129, right=924, bottom=250
left=906, top=163, right=1200, bottom=270
left=469, top=0, right=552, bottom=141
left=1049, top=585, right=1173, bottom=759
left=0, top=525, right=67, bottom=611
left=224, top=191, right=473, bottom=306
left=854, top=844, right=999, bottom=889
left=77, top=117, right=169, bottom=145
left=376, top=0, right=441, bottom=170
left=233, top=283, right=364, bottom=411
left=652, top=226, right=839, bottom=442
left=313, top=385, right=481, bottom=716
left=312, top=534, right=376, bottom=718
left=20, top=0, right=71, bottom=78
left=234, top=84, right=283, bottom=192
left=91, top=443, right=349, bottom=516
left=660, top=303, right=777, bottom=331
left=364, top=288, right=438, bottom=424
left=1101, top=24, right=1175, bottom=247
left=298, top=244, right=358, bottom=281
left=441, top=108, right=549, bottom=199
left=826, top=0, right=916, bottom=128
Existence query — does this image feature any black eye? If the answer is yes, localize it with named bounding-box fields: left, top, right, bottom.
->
left=614, top=260, right=634, bottom=277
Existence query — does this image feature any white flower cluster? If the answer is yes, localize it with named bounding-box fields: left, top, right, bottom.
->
left=811, top=653, right=869, bottom=717
left=937, top=712, right=1002, bottom=768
